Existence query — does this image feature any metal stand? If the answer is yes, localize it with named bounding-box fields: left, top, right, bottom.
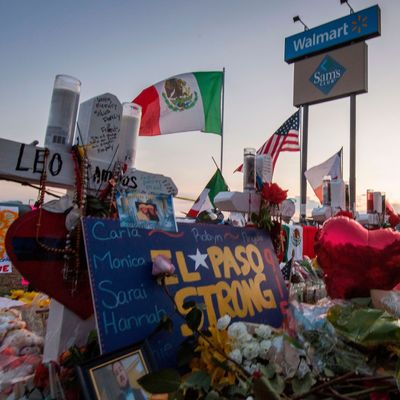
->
left=350, top=94, right=356, bottom=213
left=300, top=105, right=309, bottom=221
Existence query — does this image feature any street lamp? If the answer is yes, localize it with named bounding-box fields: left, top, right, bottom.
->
left=293, top=15, right=309, bottom=31
left=340, top=0, right=355, bottom=14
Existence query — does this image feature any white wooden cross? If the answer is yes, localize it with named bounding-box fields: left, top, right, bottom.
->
left=0, top=93, right=177, bottom=196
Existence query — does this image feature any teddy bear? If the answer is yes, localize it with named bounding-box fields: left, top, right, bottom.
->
left=0, top=309, right=26, bottom=342
left=0, top=328, right=44, bottom=356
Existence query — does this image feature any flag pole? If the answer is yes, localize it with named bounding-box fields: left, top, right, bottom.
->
left=300, top=105, right=309, bottom=223
left=340, top=146, right=344, bottom=178
left=212, top=156, right=220, bottom=171
left=220, top=67, right=225, bottom=173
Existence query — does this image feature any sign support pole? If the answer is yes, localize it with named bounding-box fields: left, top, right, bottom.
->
left=220, top=67, right=225, bottom=174
left=350, top=94, right=356, bottom=213
left=300, top=104, right=309, bottom=222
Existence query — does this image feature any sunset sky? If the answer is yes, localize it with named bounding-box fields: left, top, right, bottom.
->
left=0, top=0, right=399, bottom=214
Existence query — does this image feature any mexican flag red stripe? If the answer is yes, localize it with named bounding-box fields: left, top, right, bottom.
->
left=133, top=71, right=223, bottom=136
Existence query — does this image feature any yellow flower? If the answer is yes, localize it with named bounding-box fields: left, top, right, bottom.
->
left=23, top=291, right=39, bottom=300
left=10, top=290, right=25, bottom=299
left=38, top=298, right=51, bottom=308
left=193, top=326, right=236, bottom=386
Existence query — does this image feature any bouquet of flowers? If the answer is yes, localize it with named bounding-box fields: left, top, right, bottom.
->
left=251, top=182, right=288, bottom=255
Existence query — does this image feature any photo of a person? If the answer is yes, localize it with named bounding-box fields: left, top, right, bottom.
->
left=116, top=192, right=177, bottom=232
left=146, top=203, right=159, bottom=222
left=135, top=202, right=160, bottom=222
left=79, top=343, right=154, bottom=400
left=136, top=202, right=150, bottom=221
left=111, top=360, right=146, bottom=400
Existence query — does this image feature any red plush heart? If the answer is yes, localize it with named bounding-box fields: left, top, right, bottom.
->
left=315, top=216, right=400, bottom=299
left=5, top=209, right=93, bottom=319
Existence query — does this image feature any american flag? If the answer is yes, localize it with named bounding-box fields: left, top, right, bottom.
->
left=280, top=257, right=293, bottom=281
left=235, top=110, right=300, bottom=172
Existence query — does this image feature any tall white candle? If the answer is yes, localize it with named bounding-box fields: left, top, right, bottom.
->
left=119, top=103, right=142, bottom=168
left=44, top=75, right=81, bottom=151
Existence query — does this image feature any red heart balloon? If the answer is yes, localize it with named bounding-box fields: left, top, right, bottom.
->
left=5, top=209, right=93, bottom=319
left=315, top=216, right=400, bottom=299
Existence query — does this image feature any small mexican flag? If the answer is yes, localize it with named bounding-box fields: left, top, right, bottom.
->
left=187, top=169, right=228, bottom=218
left=133, top=71, right=223, bottom=136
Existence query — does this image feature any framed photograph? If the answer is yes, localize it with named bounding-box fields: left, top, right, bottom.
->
left=76, top=341, right=156, bottom=400
left=116, top=191, right=178, bottom=232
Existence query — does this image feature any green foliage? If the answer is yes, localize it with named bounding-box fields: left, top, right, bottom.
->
left=138, top=368, right=182, bottom=394
left=186, top=307, right=203, bottom=332
left=291, top=372, right=316, bottom=396
left=183, top=371, right=211, bottom=392
left=204, top=391, right=220, bottom=400
left=176, top=335, right=197, bottom=367
left=253, top=376, right=282, bottom=400
left=86, top=196, right=111, bottom=218
left=269, top=374, right=285, bottom=395
left=328, top=304, right=400, bottom=347
left=60, top=330, right=99, bottom=369
left=251, top=205, right=273, bottom=231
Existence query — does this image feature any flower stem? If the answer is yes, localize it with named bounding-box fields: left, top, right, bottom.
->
left=160, top=279, right=251, bottom=379
left=292, top=372, right=355, bottom=399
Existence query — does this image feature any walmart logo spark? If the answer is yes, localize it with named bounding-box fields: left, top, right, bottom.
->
left=352, top=14, right=368, bottom=34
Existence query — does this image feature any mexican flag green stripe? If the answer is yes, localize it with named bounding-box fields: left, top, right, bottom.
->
left=193, top=71, right=223, bottom=134
left=133, top=71, right=223, bottom=136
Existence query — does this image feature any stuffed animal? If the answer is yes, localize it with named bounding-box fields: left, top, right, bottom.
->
left=0, top=309, right=26, bottom=342
left=0, top=328, right=43, bottom=356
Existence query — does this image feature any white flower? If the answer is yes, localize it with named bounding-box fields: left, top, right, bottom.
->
left=259, top=339, right=272, bottom=360
left=228, top=322, right=248, bottom=342
left=246, top=397, right=254, bottom=400
left=271, top=335, right=284, bottom=352
left=242, top=342, right=260, bottom=360
left=254, top=324, right=273, bottom=339
left=228, top=349, right=243, bottom=364
left=217, top=314, right=231, bottom=330
left=243, top=361, right=260, bottom=374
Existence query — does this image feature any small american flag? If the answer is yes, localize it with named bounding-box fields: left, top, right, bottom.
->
left=280, top=257, right=293, bottom=281
left=235, top=110, right=300, bottom=173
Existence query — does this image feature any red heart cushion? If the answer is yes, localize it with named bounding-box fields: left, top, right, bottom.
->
left=315, top=216, right=400, bottom=298
left=5, top=209, right=93, bottom=319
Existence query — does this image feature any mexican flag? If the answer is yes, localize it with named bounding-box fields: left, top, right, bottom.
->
left=187, top=169, right=228, bottom=218
left=133, top=71, right=223, bottom=136
left=304, top=149, right=342, bottom=202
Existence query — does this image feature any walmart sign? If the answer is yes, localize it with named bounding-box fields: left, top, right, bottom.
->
left=285, top=5, right=380, bottom=63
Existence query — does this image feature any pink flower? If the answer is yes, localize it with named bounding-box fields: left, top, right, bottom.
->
left=152, top=255, right=175, bottom=276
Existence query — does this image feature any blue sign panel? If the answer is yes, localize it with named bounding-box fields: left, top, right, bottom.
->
left=309, top=55, right=346, bottom=94
left=285, top=5, right=380, bottom=63
left=82, top=218, right=288, bottom=369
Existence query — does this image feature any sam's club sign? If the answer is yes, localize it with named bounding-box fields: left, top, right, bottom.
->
left=285, top=5, right=380, bottom=63
left=310, top=55, right=346, bottom=94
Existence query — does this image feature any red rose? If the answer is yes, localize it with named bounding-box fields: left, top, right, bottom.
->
left=261, top=182, right=288, bottom=205
left=33, top=363, right=49, bottom=390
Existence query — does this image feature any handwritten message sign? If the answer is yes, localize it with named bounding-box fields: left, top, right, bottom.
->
left=82, top=218, right=288, bottom=368
left=77, top=93, right=122, bottom=163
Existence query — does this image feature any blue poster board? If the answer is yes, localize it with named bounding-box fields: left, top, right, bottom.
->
left=82, top=218, right=288, bottom=368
